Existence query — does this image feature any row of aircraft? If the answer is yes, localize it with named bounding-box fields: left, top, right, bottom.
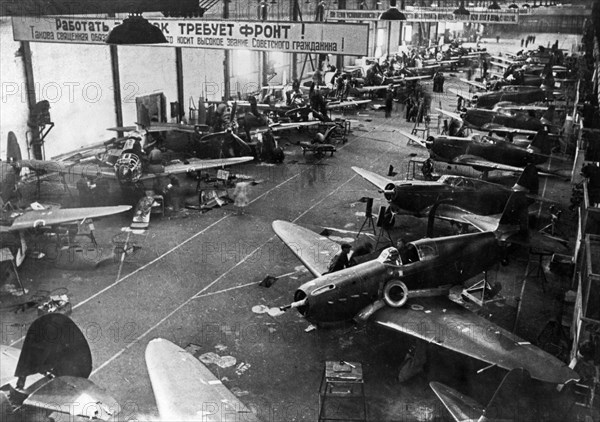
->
left=0, top=59, right=581, bottom=421
left=266, top=51, right=581, bottom=420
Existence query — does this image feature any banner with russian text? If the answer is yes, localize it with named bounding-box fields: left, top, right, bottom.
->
left=12, top=16, right=370, bottom=56
left=327, top=8, right=519, bottom=24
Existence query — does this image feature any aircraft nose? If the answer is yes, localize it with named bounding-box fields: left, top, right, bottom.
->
left=384, top=183, right=397, bottom=202
left=292, top=289, right=309, bottom=316
left=425, top=136, right=434, bottom=149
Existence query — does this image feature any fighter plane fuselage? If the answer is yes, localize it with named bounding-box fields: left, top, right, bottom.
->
left=293, top=232, right=500, bottom=324
left=464, top=108, right=545, bottom=132
left=429, top=137, right=547, bottom=169
left=385, top=179, right=512, bottom=217
left=476, top=86, right=546, bottom=109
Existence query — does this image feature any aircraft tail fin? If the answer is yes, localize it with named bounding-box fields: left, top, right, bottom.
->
left=513, top=164, right=539, bottom=194
left=15, top=314, right=93, bottom=381
left=497, top=191, right=529, bottom=234
left=6, top=131, right=22, bottom=162
left=530, top=130, right=551, bottom=155
left=540, top=105, right=555, bottom=126
left=481, top=368, right=531, bottom=421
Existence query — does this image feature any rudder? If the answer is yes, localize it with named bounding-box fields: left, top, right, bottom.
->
left=498, top=191, right=529, bottom=233
left=530, top=130, right=551, bottom=155
left=513, top=164, right=539, bottom=194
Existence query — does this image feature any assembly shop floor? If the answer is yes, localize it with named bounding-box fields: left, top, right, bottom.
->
left=2, top=75, right=589, bottom=421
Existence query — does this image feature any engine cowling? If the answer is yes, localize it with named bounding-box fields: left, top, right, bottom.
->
left=383, top=279, right=408, bottom=308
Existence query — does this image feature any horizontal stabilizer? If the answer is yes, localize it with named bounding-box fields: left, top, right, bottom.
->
left=24, top=376, right=120, bottom=421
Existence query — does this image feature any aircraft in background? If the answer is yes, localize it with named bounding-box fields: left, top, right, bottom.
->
left=1, top=201, right=131, bottom=263
left=272, top=192, right=578, bottom=385
left=1, top=133, right=135, bottom=278
left=352, top=163, right=548, bottom=222
left=400, top=130, right=566, bottom=177
left=351, top=75, right=432, bottom=95
left=430, top=368, right=531, bottom=422
left=13, top=130, right=254, bottom=188
left=437, top=105, right=555, bottom=135
left=473, top=85, right=551, bottom=109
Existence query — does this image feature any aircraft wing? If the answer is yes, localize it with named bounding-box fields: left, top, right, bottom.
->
left=435, top=108, right=463, bottom=123
left=448, top=88, right=477, bottom=102
left=459, top=78, right=487, bottom=91
left=481, top=125, right=539, bottom=136
left=20, top=159, right=116, bottom=179
left=356, top=85, right=388, bottom=93
left=106, top=126, right=137, bottom=132
left=373, top=297, right=579, bottom=384
left=493, top=105, right=548, bottom=112
left=146, top=122, right=210, bottom=134
left=7, top=205, right=132, bottom=232
left=404, top=75, right=432, bottom=81
left=138, top=156, right=254, bottom=181
left=450, top=155, right=526, bottom=173
left=398, top=130, right=428, bottom=148
left=272, top=220, right=340, bottom=277
left=424, top=204, right=477, bottom=225
left=146, top=338, right=260, bottom=422
left=268, top=121, right=320, bottom=133
left=24, top=376, right=120, bottom=420
left=351, top=167, right=393, bottom=191
left=429, top=381, right=484, bottom=422
left=326, top=99, right=371, bottom=110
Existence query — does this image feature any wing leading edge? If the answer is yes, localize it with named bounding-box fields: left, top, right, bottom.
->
left=272, top=220, right=340, bottom=277
left=8, top=205, right=132, bottom=232
left=145, top=338, right=260, bottom=422
left=373, top=297, right=579, bottom=384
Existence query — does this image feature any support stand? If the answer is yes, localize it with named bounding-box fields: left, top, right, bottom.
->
left=374, top=206, right=394, bottom=249
left=375, top=226, right=394, bottom=250
left=410, top=104, right=429, bottom=140
left=462, top=271, right=503, bottom=307
left=10, top=259, right=27, bottom=295
left=356, top=198, right=376, bottom=238
left=525, top=249, right=552, bottom=293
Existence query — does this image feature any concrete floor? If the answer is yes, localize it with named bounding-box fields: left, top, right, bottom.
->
left=1, top=37, right=593, bottom=421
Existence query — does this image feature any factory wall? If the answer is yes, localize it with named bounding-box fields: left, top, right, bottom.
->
left=1, top=0, right=371, bottom=158
left=1, top=18, right=31, bottom=159
left=0, top=33, right=233, bottom=159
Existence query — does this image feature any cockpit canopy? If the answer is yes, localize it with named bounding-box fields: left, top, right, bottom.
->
left=439, top=175, right=475, bottom=189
